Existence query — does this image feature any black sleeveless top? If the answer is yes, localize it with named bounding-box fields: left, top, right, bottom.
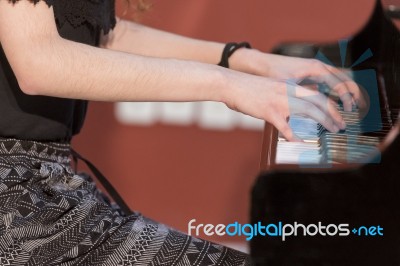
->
left=0, top=0, right=116, bottom=141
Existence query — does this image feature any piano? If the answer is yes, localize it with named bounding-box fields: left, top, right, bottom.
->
left=251, top=0, right=400, bottom=265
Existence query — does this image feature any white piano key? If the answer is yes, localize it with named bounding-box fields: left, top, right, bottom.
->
left=276, top=115, right=321, bottom=164
left=276, top=141, right=321, bottom=164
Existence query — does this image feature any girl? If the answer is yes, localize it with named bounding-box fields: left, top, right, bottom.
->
left=0, top=0, right=362, bottom=265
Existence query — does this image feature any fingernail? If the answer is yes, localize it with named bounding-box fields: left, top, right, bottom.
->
left=340, top=120, right=346, bottom=129
left=333, top=125, right=339, bottom=132
left=293, top=133, right=303, bottom=142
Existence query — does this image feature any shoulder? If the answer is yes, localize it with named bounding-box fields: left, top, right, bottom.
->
left=0, top=0, right=58, bottom=41
left=52, top=0, right=116, bottom=34
left=3, top=0, right=116, bottom=34
left=0, top=0, right=60, bottom=93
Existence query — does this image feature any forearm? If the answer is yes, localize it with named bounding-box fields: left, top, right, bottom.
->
left=0, top=0, right=355, bottom=143
left=102, top=18, right=258, bottom=74
left=102, top=19, right=223, bottom=63
left=21, top=36, right=227, bottom=103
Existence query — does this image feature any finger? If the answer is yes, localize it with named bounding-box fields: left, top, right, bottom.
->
left=289, top=97, right=340, bottom=133
left=287, top=84, right=346, bottom=129
left=273, top=116, right=303, bottom=142
left=310, top=71, right=353, bottom=112
left=307, top=62, right=356, bottom=111
left=332, top=70, right=367, bottom=110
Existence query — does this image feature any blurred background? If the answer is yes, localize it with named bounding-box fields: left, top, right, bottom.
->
left=72, top=0, right=377, bottom=252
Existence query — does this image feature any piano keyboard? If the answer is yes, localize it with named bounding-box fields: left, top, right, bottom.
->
left=276, top=106, right=390, bottom=165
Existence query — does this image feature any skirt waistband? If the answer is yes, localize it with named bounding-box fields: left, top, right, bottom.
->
left=0, top=138, right=71, bottom=164
left=0, top=138, right=132, bottom=215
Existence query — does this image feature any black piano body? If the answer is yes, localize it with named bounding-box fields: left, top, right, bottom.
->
left=252, top=1, right=400, bottom=265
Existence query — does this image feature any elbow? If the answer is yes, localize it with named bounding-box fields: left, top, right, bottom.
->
left=10, top=38, right=64, bottom=96
left=13, top=53, right=50, bottom=96
left=17, top=76, right=40, bottom=96
left=2, top=29, right=65, bottom=96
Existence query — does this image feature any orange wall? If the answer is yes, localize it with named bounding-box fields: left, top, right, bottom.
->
left=73, top=0, right=376, bottom=243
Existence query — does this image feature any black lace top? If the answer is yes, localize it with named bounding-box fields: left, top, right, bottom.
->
left=0, top=0, right=116, bottom=141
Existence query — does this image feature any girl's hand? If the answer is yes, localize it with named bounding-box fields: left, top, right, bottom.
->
left=222, top=70, right=347, bottom=141
left=230, top=49, right=367, bottom=112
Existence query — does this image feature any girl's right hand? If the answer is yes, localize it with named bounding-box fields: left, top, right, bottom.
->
left=221, top=71, right=347, bottom=141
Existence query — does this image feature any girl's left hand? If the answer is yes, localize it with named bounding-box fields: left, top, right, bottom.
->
left=230, top=48, right=367, bottom=112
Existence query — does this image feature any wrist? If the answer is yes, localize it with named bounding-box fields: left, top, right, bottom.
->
left=199, top=65, right=232, bottom=104
left=229, top=48, right=269, bottom=76
left=216, top=67, right=249, bottom=109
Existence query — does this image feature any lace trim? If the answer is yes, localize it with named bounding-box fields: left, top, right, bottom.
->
left=8, top=0, right=116, bottom=34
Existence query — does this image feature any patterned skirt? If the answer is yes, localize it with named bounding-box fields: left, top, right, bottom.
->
left=0, top=138, right=251, bottom=266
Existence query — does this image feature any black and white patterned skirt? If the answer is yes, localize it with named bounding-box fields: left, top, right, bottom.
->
left=0, top=138, right=251, bottom=265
